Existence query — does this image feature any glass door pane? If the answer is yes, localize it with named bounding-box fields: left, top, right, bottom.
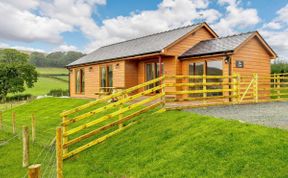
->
left=81, top=69, right=85, bottom=93
left=76, top=70, right=81, bottom=93
left=108, top=65, right=113, bottom=87
left=145, top=63, right=156, bottom=89
left=207, top=60, right=223, bottom=96
left=101, top=66, right=107, bottom=88
left=189, top=62, right=204, bottom=97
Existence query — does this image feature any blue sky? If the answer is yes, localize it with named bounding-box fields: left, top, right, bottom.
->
left=0, top=0, right=287, bottom=58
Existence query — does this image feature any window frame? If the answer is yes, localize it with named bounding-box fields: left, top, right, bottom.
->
left=99, top=64, right=113, bottom=90
left=75, top=68, right=85, bottom=94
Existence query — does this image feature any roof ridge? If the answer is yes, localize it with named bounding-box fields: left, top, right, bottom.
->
left=100, top=22, right=203, bottom=48
left=198, top=31, right=256, bottom=43
left=218, top=31, right=256, bottom=39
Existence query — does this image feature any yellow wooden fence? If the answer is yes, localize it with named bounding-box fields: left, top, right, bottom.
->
left=57, top=73, right=288, bottom=162
left=60, top=76, right=165, bottom=159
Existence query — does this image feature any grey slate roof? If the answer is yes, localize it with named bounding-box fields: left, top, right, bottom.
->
left=68, top=23, right=202, bottom=66
left=180, top=31, right=255, bottom=59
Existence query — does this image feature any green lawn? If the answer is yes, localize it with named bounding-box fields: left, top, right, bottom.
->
left=10, top=67, right=69, bottom=96
left=36, top=67, right=68, bottom=75
left=21, top=77, right=68, bottom=96
left=0, top=98, right=288, bottom=177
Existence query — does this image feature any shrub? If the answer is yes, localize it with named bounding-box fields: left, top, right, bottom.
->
left=47, top=89, right=69, bottom=97
left=0, top=94, right=32, bottom=103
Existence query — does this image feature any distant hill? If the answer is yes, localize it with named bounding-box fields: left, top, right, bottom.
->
left=0, top=48, right=85, bottom=68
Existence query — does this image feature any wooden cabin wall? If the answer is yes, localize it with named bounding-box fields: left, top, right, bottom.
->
left=165, top=26, right=216, bottom=56
left=232, top=36, right=272, bottom=99
left=125, top=60, right=138, bottom=88
left=232, top=36, right=271, bottom=78
left=69, top=60, right=125, bottom=98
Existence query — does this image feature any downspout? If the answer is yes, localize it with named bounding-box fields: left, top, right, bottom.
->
left=224, top=55, right=232, bottom=101
left=67, top=67, right=71, bottom=97
left=158, top=55, right=162, bottom=77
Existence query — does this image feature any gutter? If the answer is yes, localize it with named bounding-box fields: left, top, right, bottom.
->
left=66, top=50, right=162, bottom=69
left=178, top=50, right=234, bottom=60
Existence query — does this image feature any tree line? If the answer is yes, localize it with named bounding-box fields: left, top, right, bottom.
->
left=0, top=49, right=37, bottom=101
left=271, top=58, right=288, bottom=74
left=30, top=51, right=85, bottom=67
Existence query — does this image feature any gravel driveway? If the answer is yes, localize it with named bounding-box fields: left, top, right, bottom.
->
left=185, top=102, right=288, bottom=130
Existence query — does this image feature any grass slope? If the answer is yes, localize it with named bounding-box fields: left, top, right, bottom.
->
left=0, top=98, right=90, bottom=177
left=64, top=111, right=288, bottom=177
left=0, top=98, right=288, bottom=177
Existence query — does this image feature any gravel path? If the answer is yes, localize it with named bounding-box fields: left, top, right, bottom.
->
left=185, top=102, right=288, bottom=130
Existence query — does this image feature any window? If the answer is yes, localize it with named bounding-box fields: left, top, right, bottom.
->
left=76, top=69, right=85, bottom=94
left=207, top=61, right=223, bottom=96
left=145, top=62, right=164, bottom=90
left=189, top=60, right=223, bottom=97
left=189, top=62, right=205, bottom=97
left=100, top=65, right=113, bottom=92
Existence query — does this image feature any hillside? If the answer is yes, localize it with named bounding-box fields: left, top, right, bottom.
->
left=9, top=68, right=69, bottom=97
left=0, top=98, right=288, bottom=177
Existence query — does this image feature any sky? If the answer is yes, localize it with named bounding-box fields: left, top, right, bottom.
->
left=0, top=0, right=287, bottom=59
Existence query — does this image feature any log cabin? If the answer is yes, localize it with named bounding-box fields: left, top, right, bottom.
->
left=67, top=22, right=277, bottom=99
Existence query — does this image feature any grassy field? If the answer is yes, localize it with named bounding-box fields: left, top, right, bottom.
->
left=36, top=67, right=68, bottom=75
left=0, top=98, right=287, bottom=177
left=9, top=68, right=69, bottom=96
left=21, top=77, right=68, bottom=96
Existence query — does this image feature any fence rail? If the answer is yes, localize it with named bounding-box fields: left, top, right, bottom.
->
left=58, top=72, right=288, bottom=163
left=60, top=77, right=165, bottom=160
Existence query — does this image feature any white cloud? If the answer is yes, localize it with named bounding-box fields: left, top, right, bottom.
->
left=263, top=22, right=282, bottom=30
left=0, top=42, right=45, bottom=53
left=261, top=4, right=288, bottom=58
left=0, top=2, right=72, bottom=43
left=1, top=0, right=39, bottom=10
left=85, top=0, right=222, bottom=52
left=54, top=44, right=78, bottom=52
left=39, top=0, right=106, bottom=41
left=212, top=0, right=261, bottom=35
left=0, top=0, right=286, bottom=59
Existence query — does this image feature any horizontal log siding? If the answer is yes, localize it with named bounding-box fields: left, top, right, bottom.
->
left=69, top=61, right=125, bottom=98
left=232, top=36, right=272, bottom=100
left=232, top=36, right=271, bottom=77
left=125, top=60, right=138, bottom=88
left=165, top=26, right=215, bottom=56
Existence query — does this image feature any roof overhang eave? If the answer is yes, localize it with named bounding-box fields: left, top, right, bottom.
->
left=179, top=50, right=234, bottom=60
left=66, top=50, right=163, bottom=68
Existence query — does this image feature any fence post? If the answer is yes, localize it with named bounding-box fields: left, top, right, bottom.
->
left=28, top=164, right=41, bottom=178
left=237, top=74, right=241, bottom=103
left=118, top=105, right=123, bottom=128
left=62, top=116, right=68, bottom=154
left=253, top=73, right=259, bottom=103
left=277, top=74, right=281, bottom=99
left=56, top=127, right=63, bottom=178
left=203, top=74, right=207, bottom=105
left=22, top=126, right=29, bottom=167
left=0, top=111, right=2, bottom=130
left=12, top=112, right=16, bottom=134
left=232, top=74, right=237, bottom=104
left=273, top=73, right=276, bottom=88
left=32, top=114, right=36, bottom=143
left=161, top=76, right=166, bottom=108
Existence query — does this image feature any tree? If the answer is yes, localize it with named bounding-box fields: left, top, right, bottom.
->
left=30, top=52, right=47, bottom=67
left=30, top=51, right=85, bottom=67
left=0, top=49, right=37, bottom=101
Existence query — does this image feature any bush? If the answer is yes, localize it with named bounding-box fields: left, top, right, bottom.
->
left=0, top=94, right=32, bottom=103
left=47, top=89, right=69, bottom=97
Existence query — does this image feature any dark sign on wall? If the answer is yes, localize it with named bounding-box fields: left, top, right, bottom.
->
left=236, top=60, right=244, bottom=68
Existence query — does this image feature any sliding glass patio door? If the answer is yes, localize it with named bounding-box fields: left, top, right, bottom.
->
left=145, top=62, right=164, bottom=89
